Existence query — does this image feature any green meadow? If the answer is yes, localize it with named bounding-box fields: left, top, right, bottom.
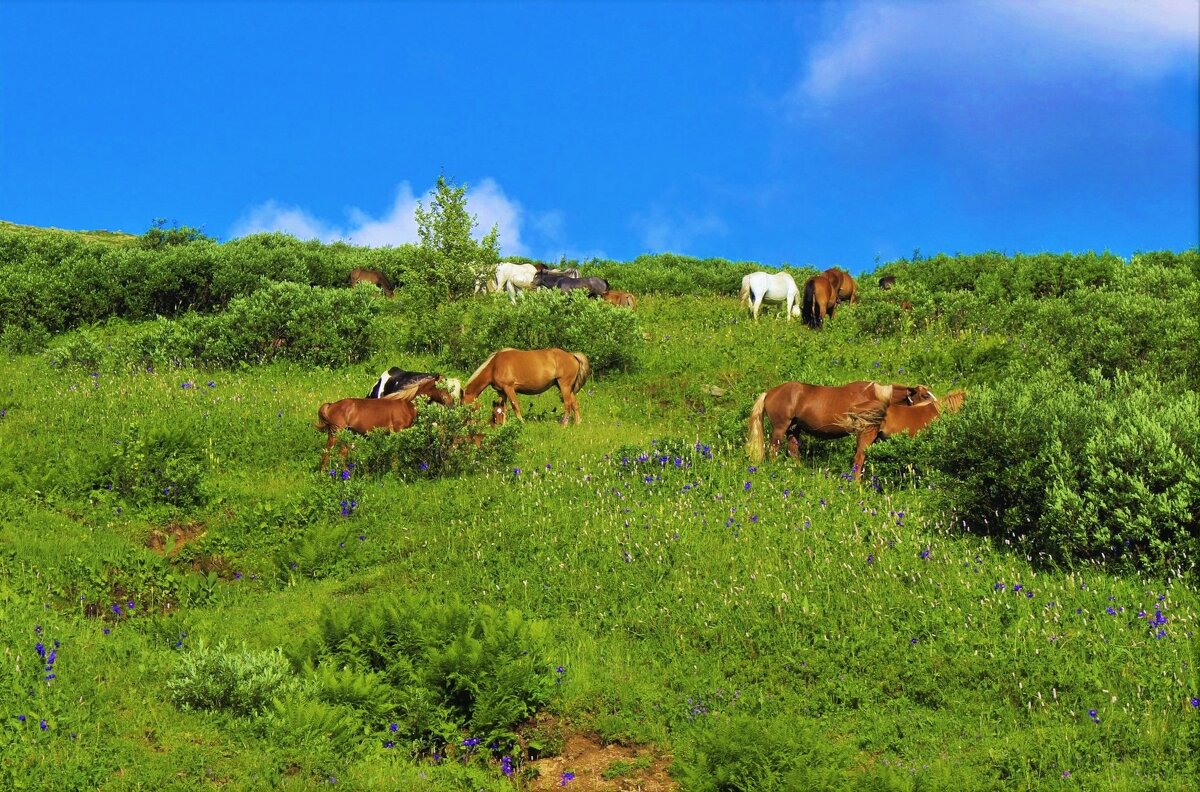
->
left=1, top=219, right=1197, bottom=790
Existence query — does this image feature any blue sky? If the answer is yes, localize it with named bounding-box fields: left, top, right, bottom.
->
left=2, top=1, right=1196, bottom=272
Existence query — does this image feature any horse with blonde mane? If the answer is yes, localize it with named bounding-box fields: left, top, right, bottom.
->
left=462, top=348, right=591, bottom=425
left=746, top=380, right=937, bottom=479
left=878, top=390, right=966, bottom=438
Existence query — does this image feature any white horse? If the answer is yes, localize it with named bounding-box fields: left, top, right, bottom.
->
left=493, top=262, right=541, bottom=302
left=740, top=271, right=801, bottom=320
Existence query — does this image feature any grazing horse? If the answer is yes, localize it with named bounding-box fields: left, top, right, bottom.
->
left=740, top=271, right=801, bottom=320
left=879, top=390, right=966, bottom=439
left=823, top=267, right=858, bottom=304
left=462, top=348, right=591, bottom=425
left=602, top=290, right=636, bottom=309
left=745, top=380, right=937, bottom=479
left=493, top=262, right=541, bottom=302
left=533, top=270, right=609, bottom=298
left=348, top=268, right=395, bottom=298
left=367, top=368, right=461, bottom=404
left=802, top=274, right=839, bottom=329
left=878, top=275, right=897, bottom=291
left=316, top=397, right=416, bottom=468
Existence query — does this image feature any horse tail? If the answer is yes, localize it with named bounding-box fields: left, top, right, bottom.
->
left=739, top=276, right=750, bottom=307
left=315, top=402, right=335, bottom=432
left=803, top=279, right=819, bottom=329
left=444, top=378, right=463, bottom=402
left=943, top=390, right=967, bottom=413
left=570, top=353, right=591, bottom=393
left=746, top=391, right=768, bottom=463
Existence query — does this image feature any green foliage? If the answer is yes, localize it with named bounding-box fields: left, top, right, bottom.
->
left=581, top=253, right=816, bottom=297
left=913, top=372, right=1199, bottom=573
left=348, top=400, right=521, bottom=480
left=95, top=425, right=208, bottom=509
left=674, top=713, right=852, bottom=791
left=427, top=289, right=643, bottom=373
left=414, top=174, right=500, bottom=301
left=168, top=640, right=296, bottom=717
left=289, top=593, right=554, bottom=751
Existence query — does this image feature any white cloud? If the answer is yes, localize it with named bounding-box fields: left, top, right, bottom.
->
left=794, top=0, right=1199, bottom=108
left=230, top=178, right=533, bottom=256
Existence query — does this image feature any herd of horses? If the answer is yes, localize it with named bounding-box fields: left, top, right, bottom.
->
left=327, top=264, right=946, bottom=476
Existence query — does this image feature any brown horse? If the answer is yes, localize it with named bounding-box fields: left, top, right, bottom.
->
left=462, top=348, right=591, bottom=425
left=823, top=267, right=858, bottom=304
left=878, top=275, right=897, bottom=291
left=746, top=380, right=937, bottom=479
left=603, top=290, right=636, bottom=309
left=802, top=274, right=839, bottom=329
left=348, top=268, right=395, bottom=298
left=316, top=397, right=416, bottom=467
left=879, top=390, right=966, bottom=438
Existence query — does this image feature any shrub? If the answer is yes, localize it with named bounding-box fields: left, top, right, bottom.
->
left=346, top=400, right=521, bottom=480
left=95, top=426, right=208, bottom=509
left=168, top=640, right=297, bottom=717
left=289, top=593, right=554, bottom=751
left=912, top=372, right=1199, bottom=574
left=673, top=713, right=851, bottom=791
left=432, top=289, right=643, bottom=373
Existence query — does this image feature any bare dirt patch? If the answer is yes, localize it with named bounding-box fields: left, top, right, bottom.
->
left=526, top=729, right=676, bottom=792
left=146, top=521, right=206, bottom=556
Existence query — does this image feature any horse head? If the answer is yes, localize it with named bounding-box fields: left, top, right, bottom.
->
left=904, top=385, right=937, bottom=406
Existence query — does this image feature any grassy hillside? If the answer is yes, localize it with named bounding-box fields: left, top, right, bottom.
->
left=1, top=225, right=1197, bottom=790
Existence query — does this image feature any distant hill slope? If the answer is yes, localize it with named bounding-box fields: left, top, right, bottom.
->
left=0, top=219, right=138, bottom=246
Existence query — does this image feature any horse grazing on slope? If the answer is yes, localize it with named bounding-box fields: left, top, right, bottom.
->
left=533, top=270, right=609, bottom=298
left=348, top=268, right=395, bottom=298
left=493, top=262, right=541, bottom=302
left=878, top=390, right=966, bottom=438
left=316, top=397, right=417, bottom=468
left=603, top=290, right=636, bottom=309
left=745, top=380, right=937, bottom=479
left=462, top=348, right=591, bottom=425
left=802, top=274, right=839, bottom=329
left=740, top=271, right=801, bottom=320
left=367, top=368, right=461, bottom=404
left=823, top=267, right=858, bottom=304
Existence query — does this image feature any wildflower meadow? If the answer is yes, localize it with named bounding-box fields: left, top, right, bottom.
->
left=0, top=221, right=1197, bottom=790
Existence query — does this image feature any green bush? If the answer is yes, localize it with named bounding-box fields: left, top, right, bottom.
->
left=347, top=400, right=521, bottom=480
left=429, top=289, right=643, bottom=373
left=289, top=593, right=554, bottom=751
left=95, top=426, right=208, bottom=509
left=168, top=640, right=297, bottom=717
left=673, top=713, right=852, bottom=791
left=913, top=372, right=1199, bottom=573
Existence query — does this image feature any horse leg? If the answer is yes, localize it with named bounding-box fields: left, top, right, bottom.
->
left=502, top=386, right=524, bottom=420
left=321, top=433, right=338, bottom=470
left=768, top=423, right=788, bottom=459
left=851, top=426, right=879, bottom=481
left=557, top=379, right=580, bottom=425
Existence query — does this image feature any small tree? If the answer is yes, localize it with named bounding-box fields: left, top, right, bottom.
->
left=413, top=174, right=500, bottom=299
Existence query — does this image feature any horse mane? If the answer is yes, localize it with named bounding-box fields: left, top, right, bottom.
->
left=570, top=352, right=591, bottom=393
left=941, top=390, right=967, bottom=414
left=871, top=382, right=894, bottom=404
left=834, top=403, right=889, bottom=434
left=381, top=375, right=438, bottom=402
left=464, top=349, right=517, bottom=398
